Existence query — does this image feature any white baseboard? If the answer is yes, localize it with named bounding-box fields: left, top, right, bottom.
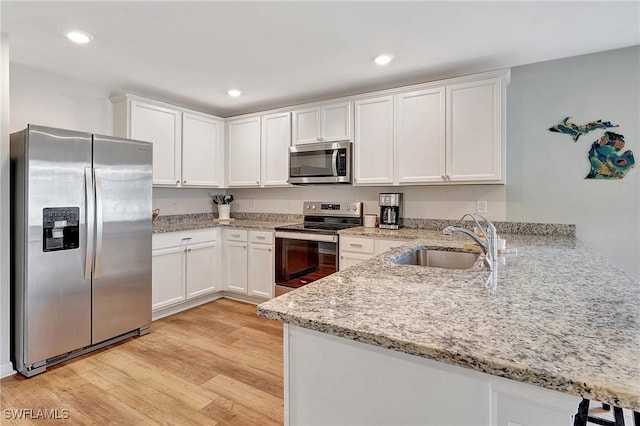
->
left=152, top=293, right=223, bottom=321
left=0, top=362, right=15, bottom=378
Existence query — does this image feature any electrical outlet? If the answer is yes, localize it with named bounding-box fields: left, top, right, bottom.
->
left=476, top=200, right=488, bottom=214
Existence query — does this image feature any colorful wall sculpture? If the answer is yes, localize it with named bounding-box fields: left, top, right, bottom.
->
left=549, top=118, right=635, bottom=179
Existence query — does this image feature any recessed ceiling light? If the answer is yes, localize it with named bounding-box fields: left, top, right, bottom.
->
left=66, top=31, right=93, bottom=44
left=374, top=54, right=393, bottom=66
left=227, top=89, right=242, bottom=97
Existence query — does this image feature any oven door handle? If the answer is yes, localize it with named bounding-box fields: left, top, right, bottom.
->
left=275, top=231, right=338, bottom=243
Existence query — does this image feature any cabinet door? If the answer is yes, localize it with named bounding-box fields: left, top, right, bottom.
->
left=292, top=107, right=320, bottom=145
left=395, top=88, right=445, bottom=184
left=261, top=112, right=292, bottom=187
left=446, top=78, right=503, bottom=182
left=354, top=96, right=394, bottom=185
left=375, top=239, right=408, bottom=255
left=248, top=243, right=274, bottom=299
left=185, top=241, right=220, bottom=299
left=227, top=117, right=261, bottom=186
left=131, top=101, right=181, bottom=186
left=225, top=241, right=248, bottom=293
left=152, top=246, right=186, bottom=310
left=339, top=252, right=374, bottom=270
left=182, top=112, right=223, bottom=187
left=321, top=102, right=352, bottom=142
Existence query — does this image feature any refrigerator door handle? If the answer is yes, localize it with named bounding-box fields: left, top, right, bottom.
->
left=94, top=168, right=104, bottom=278
left=84, top=167, right=94, bottom=280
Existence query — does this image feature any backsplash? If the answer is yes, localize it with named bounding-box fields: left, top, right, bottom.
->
left=155, top=212, right=575, bottom=237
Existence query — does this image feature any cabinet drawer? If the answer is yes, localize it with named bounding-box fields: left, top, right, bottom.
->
left=249, top=230, right=273, bottom=244
left=224, top=228, right=248, bottom=242
left=153, top=228, right=218, bottom=249
left=340, top=237, right=374, bottom=254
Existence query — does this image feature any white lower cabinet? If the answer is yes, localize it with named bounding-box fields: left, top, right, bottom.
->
left=339, top=236, right=409, bottom=270
left=151, top=246, right=185, bottom=310
left=248, top=242, right=274, bottom=298
left=152, top=229, right=221, bottom=312
left=223, top=229, right=274, bottom=299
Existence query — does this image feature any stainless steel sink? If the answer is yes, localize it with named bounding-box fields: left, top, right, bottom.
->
left=394, top=248, right=480, bottom=270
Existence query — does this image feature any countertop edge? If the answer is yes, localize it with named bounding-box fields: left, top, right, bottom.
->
left=255, top=306, right=638, bottom=411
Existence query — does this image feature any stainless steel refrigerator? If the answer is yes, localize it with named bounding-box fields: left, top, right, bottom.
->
left=10, top=124, right=153, bottom=377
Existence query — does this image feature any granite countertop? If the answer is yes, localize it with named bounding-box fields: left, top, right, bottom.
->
left=257, top=230, right=640, bottom=410
left=152, top=213, right=301, bottom=233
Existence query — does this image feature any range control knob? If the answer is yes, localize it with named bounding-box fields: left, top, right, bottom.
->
left=353, top=204, right=358, bottom=211
left=346, top=206, right=350, bottom=211
left=306, top=205, right=310, bottom=209
left=312, top=205, right=316, bottom=210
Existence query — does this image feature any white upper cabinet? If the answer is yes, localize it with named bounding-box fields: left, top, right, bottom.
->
left=130, top=100, right=182, bottom=186
left=395, top=88, right=445, bottom=184
left=446, top=77, right=503, bottom=182
left=352, top=70, right=508, bottom=186
left=292, top=101, right=352, bottom=145
left=227, top=116, right=261, bottom=187
left=354, top=96, right=394, bottom=185
left=111, top=94, right=225, bottom=188
left=261, top=112, right=292, bottom=187
left=182, top=112, right=224, bottom=187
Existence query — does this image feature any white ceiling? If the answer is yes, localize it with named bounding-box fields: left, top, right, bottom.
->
left=2, top=1, right=639, bottom=117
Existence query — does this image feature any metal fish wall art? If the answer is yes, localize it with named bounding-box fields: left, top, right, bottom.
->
left=548, top=117, right=619, bottom=142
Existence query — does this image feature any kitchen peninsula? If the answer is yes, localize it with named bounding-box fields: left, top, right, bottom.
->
left=258, top=228, right=639, bottom=425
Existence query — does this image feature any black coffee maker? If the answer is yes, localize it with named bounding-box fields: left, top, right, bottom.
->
left=379, top=193, right=402, bottom=229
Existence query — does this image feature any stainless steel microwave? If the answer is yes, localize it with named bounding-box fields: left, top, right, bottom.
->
left=288, top=141, right=352, bottom=184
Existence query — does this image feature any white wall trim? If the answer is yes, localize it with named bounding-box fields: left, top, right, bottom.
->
left=1, top=362, right=16, bottom=379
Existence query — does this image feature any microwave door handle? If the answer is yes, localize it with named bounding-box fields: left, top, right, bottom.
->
left=331, top=150, right=338, bottom=176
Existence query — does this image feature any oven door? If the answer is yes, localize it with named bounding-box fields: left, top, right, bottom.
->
left=274, top=231, right=338, bottom=295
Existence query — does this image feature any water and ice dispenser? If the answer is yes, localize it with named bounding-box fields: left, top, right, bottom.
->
left=42, top=207, right=79, bottom=252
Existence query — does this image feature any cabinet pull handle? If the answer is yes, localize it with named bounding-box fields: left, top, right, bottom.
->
left=349, top=243, right=363, bottom=247
left=232, top=233, right=240, bottom=238
left=181, top=237, right=192, bottom=240
left=256, top=236, right=265, bottom=240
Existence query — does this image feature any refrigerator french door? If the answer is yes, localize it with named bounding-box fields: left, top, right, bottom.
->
left=11, top=125, right=153, bottom=376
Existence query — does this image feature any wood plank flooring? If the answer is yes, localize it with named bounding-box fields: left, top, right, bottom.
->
left=0, top=298, right=284, bottom=425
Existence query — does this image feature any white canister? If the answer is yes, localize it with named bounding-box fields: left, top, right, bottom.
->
left=217, top=204, right=231, bottom=220
left=364, top=214, right=378, bottom=228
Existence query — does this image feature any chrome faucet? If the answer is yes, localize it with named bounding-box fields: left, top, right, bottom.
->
left=443, top=213, right=497, bottom=270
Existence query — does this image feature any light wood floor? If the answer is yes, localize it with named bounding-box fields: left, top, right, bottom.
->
left=0, top=298, right=284, bottom=425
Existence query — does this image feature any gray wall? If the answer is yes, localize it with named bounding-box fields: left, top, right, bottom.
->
left=1, top=33, right=12, bottom=377
left=506, top=46, right=640, bottom=279
left=9, top=63, right=112, bottom=134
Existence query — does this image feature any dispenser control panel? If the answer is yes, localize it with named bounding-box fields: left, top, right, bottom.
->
left=42, top=207, right=80, bottom=252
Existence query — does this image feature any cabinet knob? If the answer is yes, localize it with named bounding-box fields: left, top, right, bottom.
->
left=176, top=180, right=180, bottom=184
left=441, top=175, right=446, bottom=181
left=188, top=248, right=191, bottom=252
left=256, top=180, right=259, bottom=184
left=268, top=248, right=272, bottom=252
left=183, top=180, right=187, bottom=184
